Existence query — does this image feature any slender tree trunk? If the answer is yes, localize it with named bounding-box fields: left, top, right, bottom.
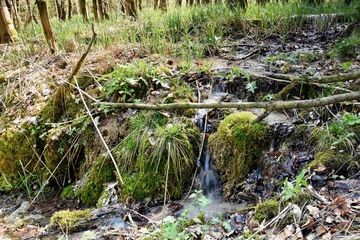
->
left=159, top=0, right=166, bottom=12
left=153, top=0, right=158, bottom=9
left=97, top=0, right=109, bottom=19
left=78, top=0, right=88, bottom=21
left=0, top=0, right=19, bottom=43
left=36, top=0, right=56, bottom=54
left=10, top=0, right=21, bottom=28
left=228, top=0, right=247, bottom=9
left=68, top=0, right=72, bottom=19
left=24, top=0, right=37, bottom=27
left=125, top=0, right=136, bottom=18
left=92, top=0, right=98, bottom=21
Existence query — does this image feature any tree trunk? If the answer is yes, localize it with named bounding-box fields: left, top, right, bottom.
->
left=98, top=0, right=109, bottom=20
left=228, top=0, right=247, bottom=9
left=153, top=0, right=158, bottom=9
left=24, top=0, right=37, bottom=27
left=159, top=0, right=166, bottom=12
left=0, top=0, right=19, bottom=43
left=36, top=0, right=56, bottom=54
left=68, top=0, right=72, bottom=19
left=125, top=0, right=136, bottom=18
left=9, top=0, right=21, bottom=28
left=78, top=0, right=88, bottom=21
left=92, top=0, right=98, bottom=21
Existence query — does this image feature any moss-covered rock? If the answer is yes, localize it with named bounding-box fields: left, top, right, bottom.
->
left=307, top=150, right=357, bottom=176
left=115, top=111, right=200, bottom=201
left=255, top=199, right=279, bottom=223
left=0, top=128, right=38, bottom=190
left=208, top=112, right=268, bottom=187
left=50, top=209, right=92, bottom=231
left=79, top=156, right=116, bottom=205
left=39, top=85, right=86, bottom=123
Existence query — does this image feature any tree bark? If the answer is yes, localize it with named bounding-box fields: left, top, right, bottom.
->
left=36, top=0, right=56, bottom=54
left=0, top=0, right=19, bottom=43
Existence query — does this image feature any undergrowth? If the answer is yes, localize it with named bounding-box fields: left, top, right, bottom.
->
left=13, top=0, right=355, bottom=60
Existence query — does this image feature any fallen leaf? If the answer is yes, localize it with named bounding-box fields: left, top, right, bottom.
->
left=307, top=205, right=320, bottom=217
left=301, top=218, right=315, bottom=231
left=315, top=224, right=328, bottom=236
left=332, top=197, right=351, bottom=216
left=279, top=224, right=294, bottom=239
left=314, top=164, right=327, bottom=174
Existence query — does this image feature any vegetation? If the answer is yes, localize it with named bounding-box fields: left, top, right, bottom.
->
left=114, top=111, right=201, bottom=201
left=50, top=209, right=92, bottom=231
left=208, top=111, right=268, bottom=196
left=1, top=0, right=360, bottom=238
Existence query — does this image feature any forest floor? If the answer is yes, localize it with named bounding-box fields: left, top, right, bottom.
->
left=1, top=14, right=360, bottom=239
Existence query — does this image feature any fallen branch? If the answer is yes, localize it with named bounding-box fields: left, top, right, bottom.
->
left=96, top=91, right=360, bottom=111
left=264, top=71, right=360, bottom=84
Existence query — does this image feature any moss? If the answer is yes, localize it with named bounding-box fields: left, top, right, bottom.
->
left=39, top=85, right=86, bottom=123
left=71, top=75, right=93, bottom=89
left=61, top=184, right=77, bottom=199
left=307, top=150, right=356, bottom=176
left=50, top=209, right=92, bottom=231
left=0, top=128, right=38, bottom=190
left=310, top=120, right=359, bottom=153
left=208, top=112, right=268, bottom=186
left=79, top=156, right=116, bottom=205
left=116, top=112, right=200, bottom=201
left=39, top=85, right=67, bottom=123
left=255, top=199, right=279, bottom=223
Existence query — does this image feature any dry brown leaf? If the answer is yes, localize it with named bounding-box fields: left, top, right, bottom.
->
left=279, top=225, right=295, bottom=239
left=301, top=218, right=315, bottom=230
left=314, top=164, right=327, bottom=174
left=332, top=197, right=351, bottom=216
left=315, top=224, right=328, bottom=236
left=246, top=215, right=259, bottom=231
left=307, top=205, right=320, bottom=217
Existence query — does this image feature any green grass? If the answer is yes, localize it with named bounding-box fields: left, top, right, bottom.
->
left=14, top=0, right=357, bottom=59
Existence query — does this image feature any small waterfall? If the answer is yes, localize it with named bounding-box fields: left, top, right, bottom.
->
left=195, top=92, right=223, bottom=198
left=198, top=140, right=221, bottom=198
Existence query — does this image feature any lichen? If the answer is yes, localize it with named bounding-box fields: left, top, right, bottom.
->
left=50, top=209, right=92, bottom=231
left=208, top=112, right=268, bottom=188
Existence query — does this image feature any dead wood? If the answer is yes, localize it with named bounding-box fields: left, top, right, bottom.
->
left=264, top=71, right=360, bottom=84
left=96, top=91, right=360, bottom=111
